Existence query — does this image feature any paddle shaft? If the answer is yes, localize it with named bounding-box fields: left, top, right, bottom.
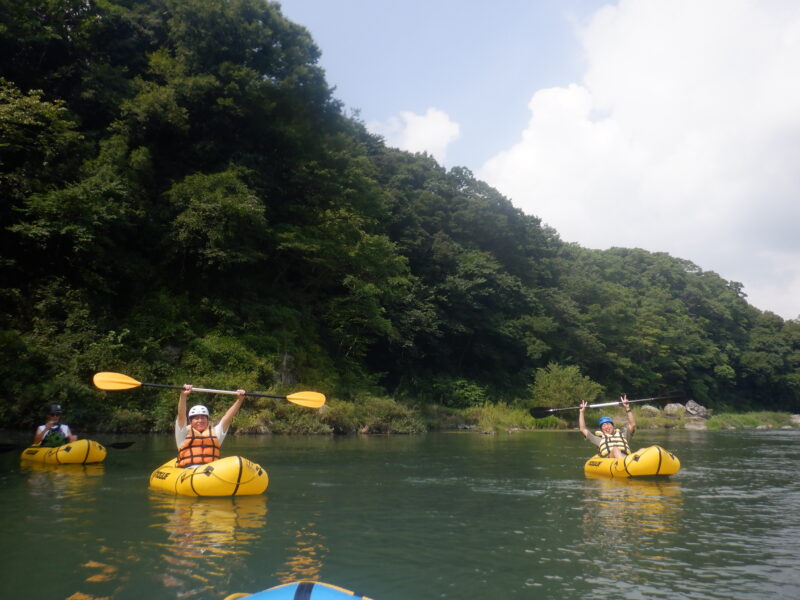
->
left=531, top=394, right=682, bottom=418
left=579, top=395, right=671, bottom=411
left=140, top=381, right=291, bottom=400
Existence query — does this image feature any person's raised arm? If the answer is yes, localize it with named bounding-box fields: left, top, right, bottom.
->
left=177, top=385, right=192, bottom=429
left=621, top=394, right=635, bottom=434
left=219, top=389, right=245, bottom=434
left=578, top=400, right=590, bottom=438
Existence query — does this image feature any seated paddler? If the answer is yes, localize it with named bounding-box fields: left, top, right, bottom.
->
left=33, top=403, right=78, bottom=447
left=175, top=384, right=245, bottom=468
left=578, top=394, right=636, bottom=458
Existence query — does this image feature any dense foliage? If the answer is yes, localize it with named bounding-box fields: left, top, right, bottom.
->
left=2, top=0, right=799, bottom=431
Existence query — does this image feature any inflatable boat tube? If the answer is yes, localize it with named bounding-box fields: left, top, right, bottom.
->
left=149, top=455, right=268, bottom=496
left=20, top=439, right=107, bottom=464
left=224, top=581, right=375, bottom=600
left=584, top=444, right=680, bottom=478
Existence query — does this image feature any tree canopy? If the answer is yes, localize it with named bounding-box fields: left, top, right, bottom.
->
left=1, top=0, right=798, bottom=430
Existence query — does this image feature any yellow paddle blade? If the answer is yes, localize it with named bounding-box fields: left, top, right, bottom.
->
left=286, top=391, right=326, bottom=408
left=93, top=372, right=143, bottom=391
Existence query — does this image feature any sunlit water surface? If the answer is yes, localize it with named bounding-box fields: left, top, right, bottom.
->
left=0, top=429, right=798, bottom=599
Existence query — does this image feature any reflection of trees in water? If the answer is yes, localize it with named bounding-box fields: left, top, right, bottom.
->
left=273, top=523, right=328, bottom=584
left=581, top=477, right=683, bottom=579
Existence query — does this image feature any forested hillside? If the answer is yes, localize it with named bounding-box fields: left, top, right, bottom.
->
left=2, top=0, right=798, bottom=431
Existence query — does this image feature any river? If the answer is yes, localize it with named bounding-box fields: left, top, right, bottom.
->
left=0, top=429, right=798, bottom=599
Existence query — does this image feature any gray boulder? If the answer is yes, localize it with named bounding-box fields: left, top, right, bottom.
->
left=685, top=399, right=710, bottom=419
left=663, top=403, right=686, bottom=417
left=640, top=404, right=661, bottom=417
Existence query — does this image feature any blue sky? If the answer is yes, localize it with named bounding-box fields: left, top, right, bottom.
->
left=277, top=0, right=800, bottom=320
left=278, top=0, right=606, bottom=168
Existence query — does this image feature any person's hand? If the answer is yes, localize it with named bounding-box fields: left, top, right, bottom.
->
left=181, top=384, right=192, bottom=397
left=236, top=389, right=246, bottom=401
left=620, top=394, right=629, bottom=410
left=579, top=400, right=588, bottom=412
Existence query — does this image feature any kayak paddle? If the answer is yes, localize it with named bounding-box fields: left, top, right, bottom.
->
left=529, top=392, right=684, bottom=419
left=93, top=372, right=326, bottom=409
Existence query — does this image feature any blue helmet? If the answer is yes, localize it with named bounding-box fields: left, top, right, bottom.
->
left=598, top=416, right=614, bottom=426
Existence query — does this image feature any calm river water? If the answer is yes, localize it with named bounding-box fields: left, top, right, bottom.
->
left=0, top=429, right=798, bottom=600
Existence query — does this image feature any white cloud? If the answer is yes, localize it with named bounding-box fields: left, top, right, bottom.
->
left=368, top=107, right=460, bottom=164
left=479, top=0, right=800, bottom=320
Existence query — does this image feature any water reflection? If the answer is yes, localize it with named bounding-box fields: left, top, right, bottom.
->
left=62, top=494, right=269, bottom=600
left=147, top=494, right=268, bottom=598
left=273, top=523, right=328, bottom=583
left=22, top=462, right=105, bottom=503
left=4, top=431, right=798, bottom=600
left=150, top=493, right=268, bottom=555
left=581, top=477, right=683, bottom=572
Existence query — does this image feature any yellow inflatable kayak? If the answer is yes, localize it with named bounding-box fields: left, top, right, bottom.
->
left=149, top=456, right=268, bottom=496
left=584, top=444, right=680, bottom=478
left=20, top=439, right=107, bottom=464
left=224, top=581, right=375, bottom=599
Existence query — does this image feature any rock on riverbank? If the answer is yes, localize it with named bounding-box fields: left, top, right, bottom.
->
left=640, top=401, right=800, bottom=430
left=642, top=399, right=710, bottom=430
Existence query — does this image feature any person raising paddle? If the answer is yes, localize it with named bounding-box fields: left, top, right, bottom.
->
left=578, top=394, right=636, bottom=458
left=175, top=384, right=245, bottom=468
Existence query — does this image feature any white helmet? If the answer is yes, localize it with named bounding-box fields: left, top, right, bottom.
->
left=188, top=405, right=210, bottom=418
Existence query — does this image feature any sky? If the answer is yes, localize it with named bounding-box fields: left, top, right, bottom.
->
left=277, top=0, right=800, bottom=321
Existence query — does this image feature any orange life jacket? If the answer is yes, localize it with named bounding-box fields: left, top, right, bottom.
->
left=177, top=426, right=221, bottom=467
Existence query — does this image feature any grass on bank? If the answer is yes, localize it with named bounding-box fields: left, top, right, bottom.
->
left=462, top=402, right=566, bottom=433
left=89, top=395, right=798, bottom=434
left=234, top=395, right=426, bottom=435
left=633, top=409, right=795, bottom=430
left=429, top=404, right=798, bottom=434
left=705, top=411, right=796, bottom=430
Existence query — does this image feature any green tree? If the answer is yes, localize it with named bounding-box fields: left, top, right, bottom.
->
left=530, top=363, right=604, bottom=409
left=1, top=0, right=798, bottom=431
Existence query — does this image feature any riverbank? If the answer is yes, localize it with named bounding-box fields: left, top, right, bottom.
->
left=7, top=397, right=798, bottom=437
left=442, top=401, right=800, bottom=434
